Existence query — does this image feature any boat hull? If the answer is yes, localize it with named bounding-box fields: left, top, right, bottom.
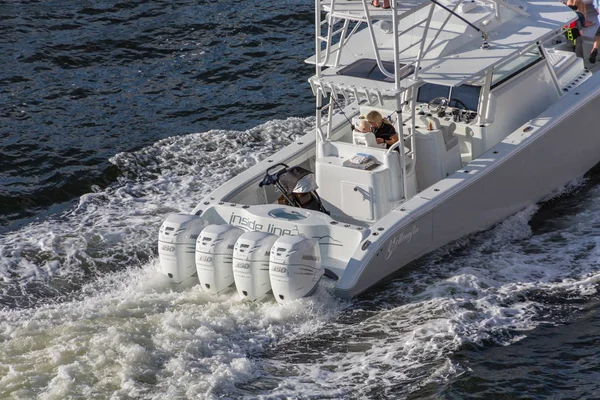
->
left=335, top=74, right=600, bottom=298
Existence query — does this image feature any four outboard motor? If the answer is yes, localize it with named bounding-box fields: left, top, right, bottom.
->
left=195, top=224, right=244, bottom=294
left=158, top=213, right=208, bottom=283
left=269, top=236, right=323, bottom=304
left=233, top=231, right=278, bottom=301
left=158, top=215, right=326, bottom=303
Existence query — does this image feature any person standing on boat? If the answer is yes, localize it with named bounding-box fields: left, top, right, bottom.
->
left=567, top=0, right=594, bottom=27
left=565, top=4, right=584, bottom=58
left=367, top=110, right=398, bottom=149
left=371, top=0, right=391, bottom=8
left=590, top=0, right=600, bottom=63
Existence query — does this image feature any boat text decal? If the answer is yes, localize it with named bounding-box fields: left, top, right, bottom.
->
left=386, top=225, right=419, bottom=260
left=229, top=212, right=299, bottom=236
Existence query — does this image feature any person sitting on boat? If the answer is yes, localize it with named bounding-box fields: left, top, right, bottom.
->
left=357, top=119, right=371, bottom=133
left=367, top=110, right=398, bottom=149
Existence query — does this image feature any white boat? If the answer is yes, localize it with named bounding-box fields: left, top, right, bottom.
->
left=158, top=0, right=600, bottom=302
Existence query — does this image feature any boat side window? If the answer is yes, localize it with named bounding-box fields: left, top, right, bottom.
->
left=490, top=51, right=543, bottom=90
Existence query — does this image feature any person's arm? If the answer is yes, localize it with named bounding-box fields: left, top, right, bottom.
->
left=384, top=133, right=399, bottom=146
left=386, top=124, right=399, bottom=146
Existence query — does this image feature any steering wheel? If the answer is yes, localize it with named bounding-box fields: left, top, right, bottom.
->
left=449, top=98, right=468, bottom=110
left=427, top=97, right=449, bottom=113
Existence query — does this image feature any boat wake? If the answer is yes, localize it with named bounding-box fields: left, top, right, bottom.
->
left=1, top=119, right=600, bottom=398
left=0, top=117, right=312, bottom=309
left=0, top=258, right=342, bottom=399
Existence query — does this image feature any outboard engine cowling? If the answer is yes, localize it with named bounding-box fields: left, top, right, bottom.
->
left=269, top=236, right=323, bottom=304
left=233, top=231, right=278, bottom=302
left=158, top=213, right=208, bottom=283
left=195, top=224, right=244, bottom=294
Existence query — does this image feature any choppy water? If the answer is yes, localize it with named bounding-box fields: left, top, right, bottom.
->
left=1, top=1, right=600, bottom=399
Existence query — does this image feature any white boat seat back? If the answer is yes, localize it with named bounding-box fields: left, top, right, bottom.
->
left=420, top=116, right=459, bottom=151
left=352, top=130, right=385, bottom=148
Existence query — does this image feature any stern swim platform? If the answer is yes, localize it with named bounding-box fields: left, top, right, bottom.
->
left=195, top=202, right=367, bottom=281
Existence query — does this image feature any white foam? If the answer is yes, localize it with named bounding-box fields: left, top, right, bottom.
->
left=0, top=260, right=341, bottom=399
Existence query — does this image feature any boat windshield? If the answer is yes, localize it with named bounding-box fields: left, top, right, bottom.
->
left=417, top=83, right=481, bottom=111
left=491, top=50, right=542, bottom=89
left=417, top=83, right=450, bottom=103
left=449, top=85, right=481, bottom=111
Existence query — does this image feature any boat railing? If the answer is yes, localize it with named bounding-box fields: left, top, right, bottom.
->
left=316, top=0, right=428, bottom=78
left=388, top=117, right=415, bottom=199
left=314, top=0, right=428, bottom=203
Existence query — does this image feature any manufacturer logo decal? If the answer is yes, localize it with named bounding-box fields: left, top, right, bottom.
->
left=196, top=255, right=213, bottom=263
left=161, top=244, right=175, bottom=252
left=235, top=262, right=251, bottom=269
left=270, top=265, right=287, bottom=274
left=385, top=225, right=419, bottom=260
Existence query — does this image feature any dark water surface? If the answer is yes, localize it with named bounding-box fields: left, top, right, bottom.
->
left=446, top=301, right=600, bottom=399
left=1, top=1, right=600, bottom=399
left=1, top=0, right=314, bottom=230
